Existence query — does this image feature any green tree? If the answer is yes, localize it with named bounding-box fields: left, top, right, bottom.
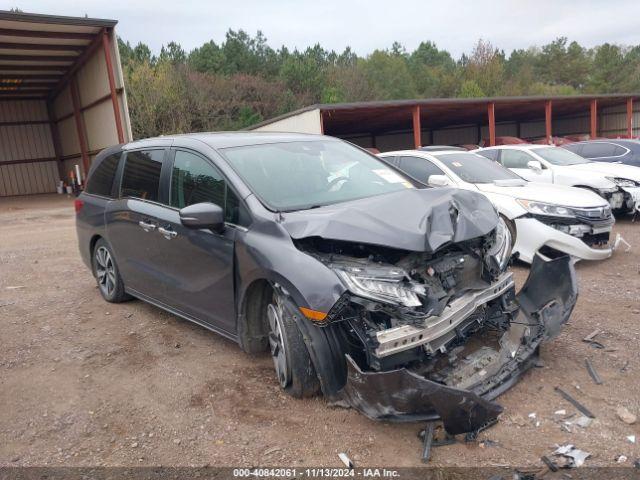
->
left=360, top=49, right=416, bottom=100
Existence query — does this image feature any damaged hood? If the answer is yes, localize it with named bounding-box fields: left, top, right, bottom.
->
left=281, top=188, right=498, bottom=252
left=568, top=161, right=640, bottom=182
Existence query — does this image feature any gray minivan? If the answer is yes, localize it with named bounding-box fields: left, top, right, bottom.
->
left=75, top=132, right=577, bottom=436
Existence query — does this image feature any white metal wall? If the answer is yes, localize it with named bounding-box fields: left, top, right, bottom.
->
left=253, top=108, right=323, bottom=134
left=0, top=100, right=59, bottom=196
left=52, top=29, right=131, bottom=184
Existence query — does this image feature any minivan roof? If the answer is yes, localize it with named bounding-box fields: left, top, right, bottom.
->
left=124, top=132, right=330, bottom=151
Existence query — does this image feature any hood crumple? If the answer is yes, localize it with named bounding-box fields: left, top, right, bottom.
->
left=281, top=188, right=498, bottom=252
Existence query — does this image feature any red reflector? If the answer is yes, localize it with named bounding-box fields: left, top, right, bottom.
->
left=74, top=199, right=84, bottom=214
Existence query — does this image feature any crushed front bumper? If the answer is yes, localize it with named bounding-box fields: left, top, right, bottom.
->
left=514, top=217, right=613, bottom=263
left=338, top=254, right=577, bottom=435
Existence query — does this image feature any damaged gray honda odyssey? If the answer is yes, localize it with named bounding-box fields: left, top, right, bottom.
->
left=76, top=132, right=577, bottom=436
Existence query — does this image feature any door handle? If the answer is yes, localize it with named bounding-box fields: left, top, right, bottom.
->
left=138, top=220, right=157, bottom=232
left=158, top=226, right=177, bottom=240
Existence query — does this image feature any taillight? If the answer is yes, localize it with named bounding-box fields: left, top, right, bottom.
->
left=74, top=199, right=84, bottom=214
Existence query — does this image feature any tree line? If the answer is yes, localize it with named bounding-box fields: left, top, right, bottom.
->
left=118, top=32, right=640, bottom=139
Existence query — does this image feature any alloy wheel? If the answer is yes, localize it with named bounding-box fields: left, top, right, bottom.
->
left=267, top=301, right=291, bottom=388
left=95, top=246, right=116, bottom=297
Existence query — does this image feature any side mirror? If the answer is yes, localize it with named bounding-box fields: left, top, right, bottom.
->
left=179, top=202, right=224, bottom=231
left=527, top=160, right=543, bottom=172
left=428, top=175, right=452, bottom=187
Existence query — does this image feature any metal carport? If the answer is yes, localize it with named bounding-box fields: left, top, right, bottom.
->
left=251, top=94, right=640, bottom=152
left=0, top=10, right=131, bottom=196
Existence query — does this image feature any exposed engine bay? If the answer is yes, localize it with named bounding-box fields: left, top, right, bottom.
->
left=293, top=226, right=577, bottom=435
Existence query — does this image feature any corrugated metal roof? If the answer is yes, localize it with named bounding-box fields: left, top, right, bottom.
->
left=250, top=93, right=640, bottom=135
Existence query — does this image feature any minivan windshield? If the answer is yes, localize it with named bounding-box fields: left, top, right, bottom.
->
left=433, top=152, right=522, bottom=183
left=535, top=147, right=590, bottom=166
left=221, top=140, right=414, bottom=211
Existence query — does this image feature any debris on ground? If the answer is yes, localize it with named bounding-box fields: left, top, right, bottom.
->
left=634, top=459, right=640, bottom=469
left=616, top=406, right=637, bottom=425
left=555, top=386, right=595, bottom=418
left=418, top=422, right=456, bottom=462
left=541, top=455, right=559, bottom=472
left=338, top=452, right=354, bottom=469
left=616, top=455, right=628, bottom=463
left=575, top=416, right=593, bottom=428
left=553, top=444, right=591, bottom=468
left=585, top=359, right=603, bottom=385
left=613, top=233, right=632, bottom=252
left=263, top=446, right=282, bottom=456
left=554, top=409, right=566, bottom=416
left=626, top=435, right=636, bottom=444
left=582, top=329, right=605, bottom=349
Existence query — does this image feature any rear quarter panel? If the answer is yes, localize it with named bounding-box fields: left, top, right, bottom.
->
left=76, top=193, right=110, bottom=271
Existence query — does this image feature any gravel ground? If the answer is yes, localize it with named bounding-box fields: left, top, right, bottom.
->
left=1, top=194, right=639, bottom=469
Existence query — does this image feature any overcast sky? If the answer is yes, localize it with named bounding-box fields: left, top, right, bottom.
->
left=10, top=0, right=640, bottom=58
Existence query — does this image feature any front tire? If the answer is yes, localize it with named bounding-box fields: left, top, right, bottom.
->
left=267, top=292, right=320, bottom=398
left=92, top=239, right=130, bottom=303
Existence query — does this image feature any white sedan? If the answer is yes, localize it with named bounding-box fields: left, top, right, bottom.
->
left=379, top=149, right=615, bottom=263
left=475, top=144, right=640, bottom=214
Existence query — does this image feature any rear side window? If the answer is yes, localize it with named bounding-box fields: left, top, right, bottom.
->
left=85, top=153, right=121, bottom=197
left=580, top=143, right=618, bottom=158
left=170, top=149, right=244, bottom=224
left=121, top=150, right=165, bottom=202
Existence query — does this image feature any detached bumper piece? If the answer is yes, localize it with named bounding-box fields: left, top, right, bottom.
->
left=338, top=254, right=577, bottom=436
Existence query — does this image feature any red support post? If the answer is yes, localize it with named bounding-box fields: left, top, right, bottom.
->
left=412, top=105, right=421, bottom=148
left=102, top=30, right=125, bottom=144
left=590, top=99, right=598, bottom=139
left=487, top=103, right=496, bottom=147
left=70, top=76, right=90, bottom=178
left=545, top=100, right=553, bottom=144
left=627, top=98, right=634, bottom=138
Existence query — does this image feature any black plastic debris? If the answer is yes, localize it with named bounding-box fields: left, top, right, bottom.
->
left=585, top=359, right=603, bottom=385
left=555, top=386, right=596, bottom=419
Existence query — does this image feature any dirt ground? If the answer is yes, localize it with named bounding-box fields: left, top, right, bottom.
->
left=1, top=194, right=639, bottom=469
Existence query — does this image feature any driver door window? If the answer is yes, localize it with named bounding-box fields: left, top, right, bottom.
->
left=398, top=156, right=445, bottom=184
left=500, top=150, right=535, bottom=169
left=171, top=150, right=243, bottom=224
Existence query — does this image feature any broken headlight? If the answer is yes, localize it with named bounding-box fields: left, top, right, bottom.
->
left=333, top=265, right=424, bottom=307
left=486, top=217, right=512, bottom=272
left=605, top=176, right=640, bottom=188
left=516, top=199, right=574, bottom=218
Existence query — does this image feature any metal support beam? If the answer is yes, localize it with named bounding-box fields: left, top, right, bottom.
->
left=70, top=76, right=90, bottom=178
left=627, top=98, right=634, bottom=138
left=590, top=99, right=598, bottom=138
left=47, top=101, right=65, bottom=181
left=545, top=100, right=553, bottom=144
left=412, top=105, right=421, bottom=148
left=101, top=31, right=125, bottom=144
left=487, top=102, right=496, bottom=146
left=0, top=27, right=94, bottom=40
left=0, top=42, right=85, bottom=52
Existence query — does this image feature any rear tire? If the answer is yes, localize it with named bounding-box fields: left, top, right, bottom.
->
left=267, top=291, right=320, bottom=398
left=92, top=238, right=130, bottom=303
